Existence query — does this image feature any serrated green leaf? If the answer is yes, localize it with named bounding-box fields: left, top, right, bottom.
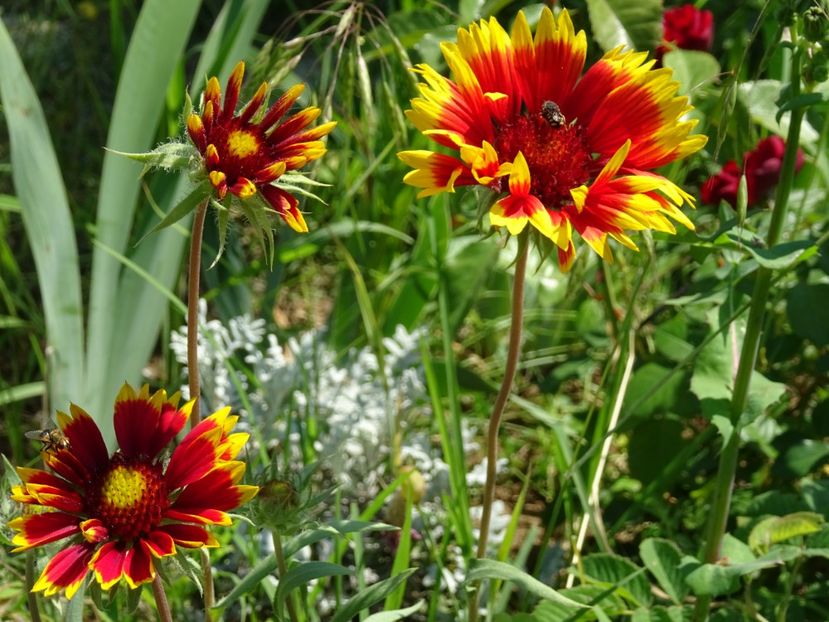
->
left=749, top=512, right=825, bottom=553
left=639, top=539, right=688, bottom=604
left=585, top=0, right=662, bottom=52
left=466, top=559, right=588, bottom=609
left=582, top=553, right=652, bottom=607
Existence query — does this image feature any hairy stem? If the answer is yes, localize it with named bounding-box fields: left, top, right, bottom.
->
left=468, top=233, right=529, bottom=622
left=152, top=574, right=174, bottom=622
left=187, top=199, right=208, bottom=429
left=693, top=28, right=804, bottom=622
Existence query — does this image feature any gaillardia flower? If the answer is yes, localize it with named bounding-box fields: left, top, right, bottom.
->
left=399, top=7, right=707, bottom=270
left=187, top=61, right=336, bottom=233
left=9, top=384, right=257, bottom=598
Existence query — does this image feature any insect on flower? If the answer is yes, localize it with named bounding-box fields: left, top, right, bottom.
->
left=24, top=427, right=70, bottom=454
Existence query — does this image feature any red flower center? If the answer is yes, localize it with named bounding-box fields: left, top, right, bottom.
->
left=91, top=455, right=167, bottom=541
left=493, top=108, right=593, bottom=209
left=209, top=121, right=269, bottom=185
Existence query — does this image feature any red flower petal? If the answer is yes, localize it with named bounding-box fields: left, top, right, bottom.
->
left=142, top=530, right=176, bottom=558
left=58, top=404, right=109, bottom=474
left=90, top=541, right=128, bottom=590
left=223, top=61, right=245, bottom=121
left=32, top=543, right=95, bottom=599
left=124, top=542, right=156, bottom=589
left=160, top=523, right=219, bottom=548
left=10, top=512, right=80, bottom=552
left=260, top=83, right=305, bottom=131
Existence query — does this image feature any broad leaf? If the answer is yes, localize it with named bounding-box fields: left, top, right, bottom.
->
left=586, top=0, right=662, bottom=52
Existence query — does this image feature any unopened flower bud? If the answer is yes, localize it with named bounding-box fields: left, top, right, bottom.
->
left=803, top=6, right=829, bottom=42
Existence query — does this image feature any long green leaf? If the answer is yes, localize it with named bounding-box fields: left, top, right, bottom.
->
left=274, top=561, right=352, bottom=619
left=364, top=602, right=424, bottom=622
left=330, top=570, right=417, bottom=622
left=0, top=382, right=46, bottom=406
left=0, top=18, right=85, bottom=413
left=465, top=559, right=588, bottom=609
left=84, top=0, right=202, bottom=437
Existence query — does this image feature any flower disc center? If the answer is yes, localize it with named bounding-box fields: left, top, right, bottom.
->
left=94, top=457, right=167, bottom=540
left=227, top=129, right=260, bottom=158
left=493, top=111, right=593, bottom=209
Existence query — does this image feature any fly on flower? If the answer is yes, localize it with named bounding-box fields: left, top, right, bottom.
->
left=8, top=384, right=257, bottom=598
left=398, top=7, right=707, bottom=270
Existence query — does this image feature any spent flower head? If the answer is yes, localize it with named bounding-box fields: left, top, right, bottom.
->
left=8, top=384, right=257, bottom=598
left=398, top=7, right=707, bottom=270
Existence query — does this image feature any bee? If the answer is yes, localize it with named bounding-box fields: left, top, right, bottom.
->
left=541, top=100, right=565, bottom=128
left=25, top=428, right=70, bottom=453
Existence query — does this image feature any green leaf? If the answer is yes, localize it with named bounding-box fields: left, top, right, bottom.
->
left=663, top=50, right=721, bottom=98
left=283, top=520, right=397, bottom=559
left=213, top=555, right=277, bottom=610
left=582, top=553, right=652, bottom=607
left=274, top=561, right=352, bottom=617
left=108, top=141, right=197, bottom=172
left=466, top=559, right=588, bottom=609
left=749, top=512, right=825, bottom=554
left=444, top=236, right=499, bottom=335
left=628, top=417, right=685, bottom=486
left=0, top=194, right=20, bottom=212
left=330, top=571, right=418, bottom=622
left=84, top=0, right=202, bottom=436
left=623, top=363, right=685, bottom=419
left=684, top=558, right=781, bottom=596
left=533, top=585, right=626, bottom=621
left=639, top=538, right=688, bottom=604
left=0, top=382, right=46, bottom=407
left=137, top=180, right=211, bottom=244
left=363, top=602, right=424, bottom=622
left=741, top=238, right=816, bottom=270
left=631, top=606, right=689, bottom=622
left=787, top=282, right=829, bottom=346
left=0, top=17, right=85, bottom=412
left=737, top=80, right=819, bottom=146
left=585, top=0, right=662, bottom=53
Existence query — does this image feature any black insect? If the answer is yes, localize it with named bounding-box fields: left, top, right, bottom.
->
left=541, top=100, right=565, bottom=128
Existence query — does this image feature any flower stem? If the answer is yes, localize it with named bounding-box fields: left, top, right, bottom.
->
left=152, top=573, right=174, bottom=622
left=187, top=199, right=208, bottom=429
left=469, top=232, right=529, bottom=622
left=25, top=552, right=42, bottom=622
left=273, top=530, right=300, bottom=622
left=186, top=198, right=212, bottom=621
left=693, top=30, right=804, bottom=622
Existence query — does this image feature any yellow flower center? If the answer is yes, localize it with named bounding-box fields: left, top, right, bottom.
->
left=226, top=130, right=260, bottom=158
left=95, top=458, right=167, bottom=540
left=100, top=466, right=146, bottom=509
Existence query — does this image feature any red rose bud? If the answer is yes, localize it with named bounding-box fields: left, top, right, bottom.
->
left=657, top=4, right=714, bottom=60
left=701, top=160, right=741, bottom=207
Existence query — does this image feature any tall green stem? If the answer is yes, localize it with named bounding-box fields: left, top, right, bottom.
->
left=693, top=30, right=804, bottom=622
left=468, top=233, right=529, bottom=622
left=273, top=530, right=300, bottom=622
left=152, top=573, right=174, bottom=622
left=187, top=199, right=208, bottom=429
left=186, top=198, right=212, bottom=620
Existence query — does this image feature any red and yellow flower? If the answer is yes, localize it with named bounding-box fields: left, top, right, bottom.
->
left=9, top=384, right=257, bottom=598
left=187, top=61, right=336, bottom=233
left=399, top=7, right=706, bottom=270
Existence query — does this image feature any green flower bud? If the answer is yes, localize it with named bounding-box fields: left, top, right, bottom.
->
left=803, top=6, right=829, bottom=42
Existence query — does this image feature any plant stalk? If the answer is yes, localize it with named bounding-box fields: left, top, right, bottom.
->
left=187, top=199, right=208, bottom=429
left=273, top=530, right=300, bottom=622
left=25, top=552, right=42, bottom=622
left=469, top=232, right=529, bottom=622
left=186, top=198, right=212, bottom=621
left=152, top=573, right=174, bottom=622
left=693, top=32, right=804, bottom=622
